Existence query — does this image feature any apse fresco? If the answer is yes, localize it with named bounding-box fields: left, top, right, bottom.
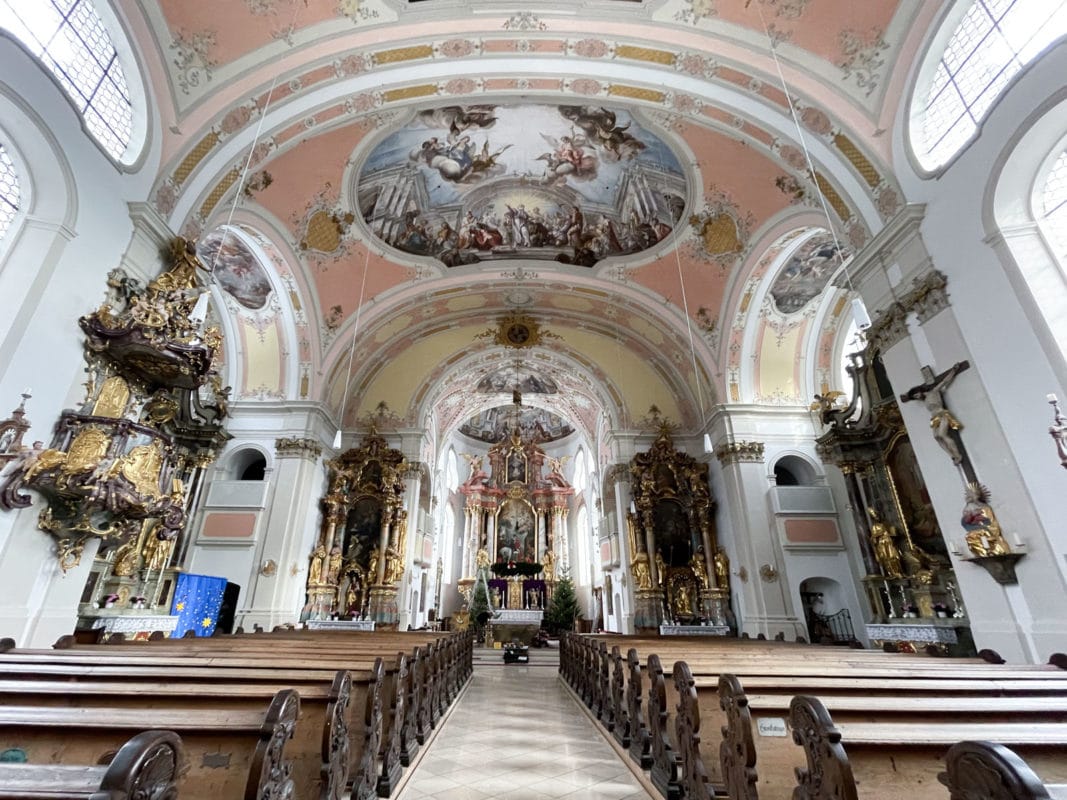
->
left=197, top=230, right=274, bottom=310
left=476, top=367, right=558, bottom=395
left=357, top=104, right=688, bottom=267
left=768, top=235, right=850, bottom=315
left=460, top=406, right=574, bottom=444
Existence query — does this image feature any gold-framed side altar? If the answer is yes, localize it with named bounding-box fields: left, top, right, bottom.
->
left=629, top=425, right=726, bottom=632
left=304, top=429, right=409, bottom=628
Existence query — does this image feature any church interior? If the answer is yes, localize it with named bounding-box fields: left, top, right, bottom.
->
left=1, top=0, right=1067, bottom=796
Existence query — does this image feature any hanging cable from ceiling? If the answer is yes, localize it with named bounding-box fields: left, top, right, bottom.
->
left=753, top=1, right=872, bottom=331
left=674, top=246, right=714, bottom=454
left=194, top=0, right=306, bottom=328
left=332, top=247, right=371, bottom=449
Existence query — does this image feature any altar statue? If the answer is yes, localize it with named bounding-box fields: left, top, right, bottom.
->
left=867, top=507, right=903, bottom=579
left=308, top=544, right=327, bottom=585
left=675, top=584, right=693, bottom=617
left=632, top=551, right=652, bottom=590
left=655, top=551, right=666, bottom=587
left=475, top=546, right=491, bottom=572
left=961, top=483, right=1011, bottom=557
left=690, top=547, right=710, bottom=591
left=325, top=545, right=343, bottom=585
left=541, top=548, right=556, bottom=582
left=900, top=362, right=969, bottom=466
left=714, top=547, right=730, bottom=591
left=367, top=546, right=380, bottom=584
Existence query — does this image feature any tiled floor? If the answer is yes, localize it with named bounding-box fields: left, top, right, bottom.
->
left=397, top=654, right=654, bottom=800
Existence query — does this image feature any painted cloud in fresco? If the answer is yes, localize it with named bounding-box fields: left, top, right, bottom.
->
left=357, top=103, right=688, bottom=267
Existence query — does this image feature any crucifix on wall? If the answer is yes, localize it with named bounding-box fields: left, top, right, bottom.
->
left=899, top=360, right=972, bottom=474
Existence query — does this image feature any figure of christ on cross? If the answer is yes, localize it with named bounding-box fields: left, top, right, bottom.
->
left=900, top=361, right=970, bottom=466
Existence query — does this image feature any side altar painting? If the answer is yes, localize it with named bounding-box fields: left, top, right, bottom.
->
left=358, top=104, right=688, bottom=267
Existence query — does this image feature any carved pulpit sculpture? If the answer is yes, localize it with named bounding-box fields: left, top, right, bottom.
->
left=0, top=238, right=230, bottom=627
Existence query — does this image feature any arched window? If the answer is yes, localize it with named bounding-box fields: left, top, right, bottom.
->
left=1042, top=149, right=1067, bottom=260
left=912, top=0, right=1067, bottom=170
left=572, top=448, right=587, bottom=493
left=0, top=143, right=18, bottom=242
left=0, top=1, right=134, bottom=160
left=576, top=504, right=590, bottom=581
left=445, top=448, right=458, bottom=493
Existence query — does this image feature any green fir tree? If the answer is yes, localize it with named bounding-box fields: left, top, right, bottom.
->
left=544, top=572, right=580, bottom=634
left=470, top=578, right=491, bottom=640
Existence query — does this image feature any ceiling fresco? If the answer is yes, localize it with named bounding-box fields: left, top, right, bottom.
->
left=768, top=233, right=849, bottom=315
left=356, top=103, right=687, bottom=267
left=196, top=229, right=274, bottom=310
left=460, top=406, right=574, bottom=444
left=476, top=366, right=559, bottom=395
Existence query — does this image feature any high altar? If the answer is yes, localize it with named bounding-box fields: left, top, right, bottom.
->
left=457, top=426, right=574, bottom=639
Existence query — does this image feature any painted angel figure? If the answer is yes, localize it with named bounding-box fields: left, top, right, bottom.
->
left=536, top=132, right=597, bottom=182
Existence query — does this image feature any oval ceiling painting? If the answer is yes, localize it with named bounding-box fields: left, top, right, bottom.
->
left=357, top=104, right=688, bottom=268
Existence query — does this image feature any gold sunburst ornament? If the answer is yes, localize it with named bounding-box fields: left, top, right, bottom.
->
left=476, top=312, right=560, bottom=349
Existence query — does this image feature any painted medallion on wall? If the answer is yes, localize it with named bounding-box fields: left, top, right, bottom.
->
left=197, top=230, right=274, bottom=310
left=357, top=104, right=688, bottom=267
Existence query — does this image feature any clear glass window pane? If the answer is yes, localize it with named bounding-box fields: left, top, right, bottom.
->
left=0, top=143, right=20, bottom=242
left=1043, top=151, right=1067, bottom=260
left=0, top=0, right=133, bottom=160
left=915, top=0, right=1067, bottom=169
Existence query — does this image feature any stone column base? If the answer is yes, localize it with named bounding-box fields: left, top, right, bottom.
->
left=634, top=588, right=665, bottom=633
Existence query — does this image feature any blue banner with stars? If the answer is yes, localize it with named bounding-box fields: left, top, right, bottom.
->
left=170, top=572, right=227, bottom=637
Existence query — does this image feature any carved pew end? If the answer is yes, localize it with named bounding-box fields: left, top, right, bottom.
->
left=1049, top=653, right=1067, bottom=671
left=979, top=648, right=1007, bottom=664
left=938, top=741, right=1060, bottom=800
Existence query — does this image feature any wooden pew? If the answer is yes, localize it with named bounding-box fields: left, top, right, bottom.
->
left=788, top=695, right=1067, bottom=800
left=938, top=741, right=1067, bottom=800
left=0, top=729, right=183, bottom=800
left=0, top=675, right=349, bottom=800
left=0, top=647, right=389, bottom=800
left=0, top=689, right=298, bottom=799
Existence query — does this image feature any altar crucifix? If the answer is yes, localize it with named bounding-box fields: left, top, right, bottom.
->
left=899, top=361, right=970, bottom=469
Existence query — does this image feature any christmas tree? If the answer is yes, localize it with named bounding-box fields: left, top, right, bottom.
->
left=544, top=571, right=580, bottom=634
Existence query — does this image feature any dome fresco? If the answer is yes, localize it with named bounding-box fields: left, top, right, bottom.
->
left=357, top=103, right=688, bottom=267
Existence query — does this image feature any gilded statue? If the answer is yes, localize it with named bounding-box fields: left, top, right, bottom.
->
left=690, top=548, right=710, bottom=591
left=654, top=551, right=666, bottom=587
left=714, top=547, right=730, bottom=591
left=541, top=548, right=556, bottom=582
left=308, top=544, right=327, bottom=585
left=631, top=551, right=652, bottom=590
left=325, top=546, right=343, bottom=585
left=368, top=546, right=380, bottom=584
left=867, top=507, right=904, bottom=579
left=961, top=483, right=1011, bottom=557
left=112, top=542, right=140, bottom=577
left=344, top=582, right=359, bottom=615
left=384, top=545, right=403, bottom=584
left=475, top=547, right=491, bottom=571
left=143, top=529, right=173, bottom=571
left=674, top=584, right=693, bottom=617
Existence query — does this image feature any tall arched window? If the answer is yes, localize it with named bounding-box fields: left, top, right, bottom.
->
left=0, top=1, right=134, bottom=161
left=1042, top=149, right=1067, bottom=260
left=572, top=448, right=587, bottom=493
left=0, top=143, right=18, bottom=243
left=576, top=504, right=590, bottom=582
left=445, top=448, right=458, bottom=493
left=912, top=0, right=1067, bottom=170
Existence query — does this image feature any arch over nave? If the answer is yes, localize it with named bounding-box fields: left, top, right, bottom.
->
left=0, top=0, right=1064, bottom=663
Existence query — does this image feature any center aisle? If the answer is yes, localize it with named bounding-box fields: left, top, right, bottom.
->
left=397, top=646, right=654, bottom=800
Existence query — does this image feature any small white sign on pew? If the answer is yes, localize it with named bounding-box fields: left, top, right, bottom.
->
left=757, top=718, right=788, bottom=737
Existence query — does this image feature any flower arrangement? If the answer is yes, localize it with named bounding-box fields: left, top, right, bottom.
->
left=902, top=602, right=918, bottom=618
left=103, top=593, right=120, bottom=609
left=933, top=602, right=951, bottom=617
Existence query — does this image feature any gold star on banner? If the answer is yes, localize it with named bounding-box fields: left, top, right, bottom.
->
left=176, top=602, right=185, bottom=611
left=201, top=617, right=212, bottom=628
